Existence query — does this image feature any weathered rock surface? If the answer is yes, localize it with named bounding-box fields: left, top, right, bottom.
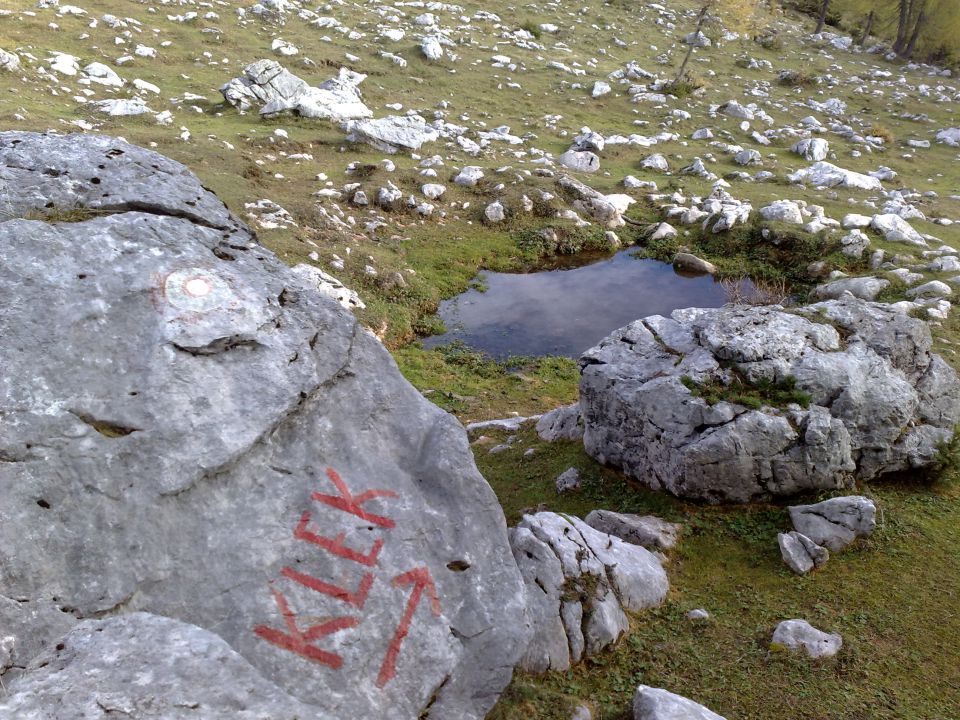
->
left=536, top=403, right=584, bottom=442
left=632, top=686, right=727, bottom=720
left=771, top=620, right=842, bottom=658
left=578, top=297, right=960, bottom=502
left=0, top=132, right=529, bottom=720
left=788, top=162, right=883, bottom=191
left=778, top=531, right=829, bottom=574
left=510, top=513, right=668, bottom=673
left=0, top=613, right=318, bottom=719
left=342, top=115, right=440, bottom=153
left=585, top=510, right=680, bottom=551
left=220, top=60, right=372, bottom=120
left=789, top=496, right=876, bottom=551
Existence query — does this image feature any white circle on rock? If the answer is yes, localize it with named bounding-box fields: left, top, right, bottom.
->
left=164, top=268, right=231, bottom=313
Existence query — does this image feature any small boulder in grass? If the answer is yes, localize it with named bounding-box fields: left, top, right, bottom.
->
left=556, top=467, right=582, bottom=493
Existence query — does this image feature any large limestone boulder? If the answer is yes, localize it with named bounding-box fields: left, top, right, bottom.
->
left=220, top=60, right=372, bottom=120
left=0, top=131, right=529, bottom=719
left=509, top=513, right=668, bottom=673
left=579, top=297, right=960, bottom=503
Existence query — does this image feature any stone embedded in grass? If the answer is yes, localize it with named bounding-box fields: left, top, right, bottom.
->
left=632, top=686, right=727, bottom=720
left=558, top=149, right=600, bottom=173
left=673, top=252, right=717, bottom=275
left=555, top=467, right=581, bottom=494
left=584, top=510, right=680, bottom=551
left=454, top=166, right=485, bottom=186
left=789, top=496, right=876, bottom=552
left=759, top=199, right=804, bottom=224
left=788, top=162, right=883, bottom=191
left=811, top=277, right=890, bottom=301
left=536, top=403, right=583, bottom=442
left=771, top=620, right=843, bottom=659
left=778, top=531, right=829, bottom=574
left=792, top=137, right=830, bottom=162
left=343, top=115, right=440, bottom=154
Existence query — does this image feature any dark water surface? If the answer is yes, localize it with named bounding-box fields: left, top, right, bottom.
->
left=424, top=250, right=738, bottom=359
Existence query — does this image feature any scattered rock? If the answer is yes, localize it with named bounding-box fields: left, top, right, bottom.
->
left=221, top=60, right=371, bottom=120
left=558, top=149, right=600, bottom=173
left=556, top=468, right=582, bottom=493
left=789, top=496, right=876, bottom=551
left=778, top=531, right=829, bottom=574
left=673, top=252, right=717, bottom=275
left=632, top=686, right=727, bottom=720
left=771, top=620, right=842, bottom=659
left=343, top=115, right=440, bottom=154
left=788, top=162, right=883, bottom=191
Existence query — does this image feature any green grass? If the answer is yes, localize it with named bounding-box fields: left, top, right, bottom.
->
left=480, top=425, right=960, bottom=720
left=681, top=372, right=812, bottom=410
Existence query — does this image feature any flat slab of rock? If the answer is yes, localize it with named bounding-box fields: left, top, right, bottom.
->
left=771, top=620, right=842, bottom=658
left=0, top=132, right=528, bottom=720
left=633, top=686, right=727, bottom=720
left=789, top=496, right=876, bottom=551
left=585, top=510, right=680, bottom=551
left=578, top=297, right=960, bottom=502
left=342, top=115, right=440, bottom=153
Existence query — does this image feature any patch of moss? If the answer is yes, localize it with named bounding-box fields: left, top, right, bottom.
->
left=680, top=372, right=811, bottom=410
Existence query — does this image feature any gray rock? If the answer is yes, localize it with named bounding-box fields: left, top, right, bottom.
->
left=0, top=48, right=20, bottom=72
left=812, top=277, right=890, bottom=301
left=641, top=154, right=669, bottom=172
left=343, top=115, right=440, bottom=154
left=584, top=510, right=680, bottom=550
left=92, top=98, right=154, bottom=116
left=673, top=252, right=717, bottom=275
left=771, top=620, right=842, bottom=658
left=558, top=149, right=600, bottom=173
left=686, top=608, right=710, bottom=620
left=734, top=149, right=762, bottom=166
left=556, top=468, right=582, bottom=493
left=485, top=200, right=507, bottom=224
left=0, top=613, right=318, bottom=719
left=759, top=199, right=804, bottom=224
left=871, top=213, right=928, bottom=247
left=789, top=496, right=876, bottom=551
left=454, top=166, right=485, bottom=186
left=906, top=280, right=952, bottom=298
left=719, top=100, right=754, bottom=120
left=778, top=531, right=829, bottom=574
left=536, top=403, right=584, bottom=442
left=221, top=60, right=372, bottom=120
left=511, top=513, right=668, bottom=672
left=633, top=685, right=727, bottom=720
left=788, top=162, right=883, bottom=191
left=0, top=132, right=529, bottom=720
left=579, top=297, right=960, bottom=503
left=792, top=138, right=830, bottom=162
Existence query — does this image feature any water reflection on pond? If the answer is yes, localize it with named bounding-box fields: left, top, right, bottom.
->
left=424, top=249, right=746, bottom=359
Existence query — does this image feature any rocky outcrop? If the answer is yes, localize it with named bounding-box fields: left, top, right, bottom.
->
left=0, top=132, right=529, bottom=720
left=220, top=60, right=372, bottom=120
left=578, top=297, right=960, bottom=503
left=509, top=513, right=668, bottom=673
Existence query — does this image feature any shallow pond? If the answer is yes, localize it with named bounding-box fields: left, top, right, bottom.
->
left=424, top=249, right=744, bottom=359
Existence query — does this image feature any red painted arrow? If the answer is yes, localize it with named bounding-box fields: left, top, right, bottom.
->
left=375, top=567, right=442, bottom=688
